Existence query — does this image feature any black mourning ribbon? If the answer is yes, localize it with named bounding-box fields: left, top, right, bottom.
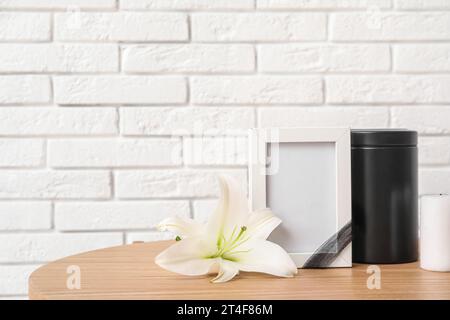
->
left=302, top=221, right=352, bottom=268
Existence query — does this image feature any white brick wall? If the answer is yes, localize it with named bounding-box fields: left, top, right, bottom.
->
left=54, top=76, right=187, bottom=104
left=0, top=76, right=50, bottom=104
left=330, top=12, right=450, bottom=41
left=191, top=13, right=327, bottom=41
left=191, top=76, right=323, bottom=104
left=115, top=169, right=247, bottom=199
left=0, top=233, right=122, bottom=263
left=48, top=138, right=182, bottom=167
left=54, top=12, right=189, bottom=42
left=0, top=1, right=117, bottom=9
left=1, top=0, right=450, bottom=298
left=55, top=201, right=190, bottom=231
left=0, top=13, right=50, bottom=41
left=122, top=44, right=255, bottom=73
left=258, top=44, right=391, bottom=72
left=0, top=44, right=119, bottom=73
left=0, top=202, right=52, bottom=230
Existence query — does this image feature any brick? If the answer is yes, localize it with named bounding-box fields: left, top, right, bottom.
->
left=0, top=0, right=116, bottom=9
left=193, top=199, right=217, bottom=223
left=259, top=44, right=390, bottom=72
left=120, top=0, right=254, bottom=10
left=259, top=107, right=389, bottom=128
left=184, top=137, right=248, bottom=166
left=326, top=76, right=450, bottom=104
left=331, top=13, right=450, bottom=41
left=0, top=170, right=111, bottom=199
left=115, top=169, right=247, bottom=198
left=0, top=265, right=39, bottom=295
left=122, top=44, right=255, bottom=73
left=419, top=137, right=450, bottom=165
left=55, top=201, right=190, bottom=231
left=0, top=139, right=44, bottom=167
left=192, top=76, right=323, bottom=104
left=0, top=76, right=50, bottom=104
left=54, top=76, right=186, bottom=105
left=0, top=13, right=50, bottom=41
left=120, top=107, right=255, bottom=136
left=125, top=232, right=175, bottom=244
left=49, top=138, right=182, bottom=168
left=420, top=169, right=450, bottom=195
left=55, top=12, right=188, bottom=42
left=192, top=13, right=327, bottom=41
left=395, top=0, right=450, bottom=9
left=0, top=296, right=27, bottom=300
left=392, top=106, right=450, bottom=134
left=394, top=45, right=450, bottom=72
left=0, top=202, right=52, bottom=230
left=0, top=44, right=118, bottom=73
left=258, top=0, right=392, bottom=9
left=0, top=108, right=117, bottom=136
left=0, top=233, right=122, bottom=263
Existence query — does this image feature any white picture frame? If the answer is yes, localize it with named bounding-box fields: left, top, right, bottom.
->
left=249, top=128, right=352, bottom=268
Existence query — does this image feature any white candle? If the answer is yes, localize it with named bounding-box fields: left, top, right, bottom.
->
left=420, top=194, right=450, bottom=272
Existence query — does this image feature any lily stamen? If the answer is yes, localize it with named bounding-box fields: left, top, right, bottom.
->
left=210, top=226, right=250, bottom=259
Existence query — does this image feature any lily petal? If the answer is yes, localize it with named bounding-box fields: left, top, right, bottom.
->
left=211, top=260, right=240, bottom=283
left=206, top=175, right=249, bottom=242
left=157, top=216, right=204, bottom=238
left=246, top=209, right=281, bottom=240
left=155, top=238, right=217, bottom=276
left=234, top=239, right=298, bottom=278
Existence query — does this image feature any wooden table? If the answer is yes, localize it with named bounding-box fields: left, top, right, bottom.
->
left=29, top=241, right=450, bottom=300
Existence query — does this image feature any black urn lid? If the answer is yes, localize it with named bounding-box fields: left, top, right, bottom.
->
left=351, top=129, right=417, bottom=147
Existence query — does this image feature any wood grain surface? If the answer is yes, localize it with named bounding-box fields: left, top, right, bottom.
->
left=28, top=241, right=450, bottom=300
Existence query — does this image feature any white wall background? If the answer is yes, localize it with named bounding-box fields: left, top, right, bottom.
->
left=1, top=0, right=450, bottom=299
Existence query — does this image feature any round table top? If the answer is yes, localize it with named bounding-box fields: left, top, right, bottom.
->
left=29, top=241, right=450, bottom=300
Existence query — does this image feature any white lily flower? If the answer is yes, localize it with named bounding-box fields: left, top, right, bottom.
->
left=155, top=175, right=297, bottom=283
